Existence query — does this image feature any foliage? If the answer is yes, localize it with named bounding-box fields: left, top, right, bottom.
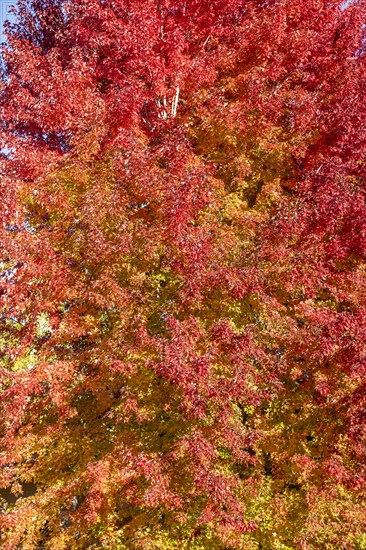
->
left=1, top=0, right=366, bottom=548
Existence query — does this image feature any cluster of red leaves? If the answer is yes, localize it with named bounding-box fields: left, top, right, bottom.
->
left=1, top=0, right=366, bottom=548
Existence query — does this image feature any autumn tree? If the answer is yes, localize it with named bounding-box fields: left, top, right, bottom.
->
left=1, top=0, right=366, bottom=548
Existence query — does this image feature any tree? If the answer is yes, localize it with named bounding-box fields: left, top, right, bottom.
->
left=1, top=0, right=366, bottom=548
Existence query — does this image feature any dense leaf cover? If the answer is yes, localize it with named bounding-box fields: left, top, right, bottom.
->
left=1, top=0, right=366, bottom=548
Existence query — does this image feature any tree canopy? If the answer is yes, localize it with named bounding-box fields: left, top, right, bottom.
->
left=1, top=0, right=366, bottom=548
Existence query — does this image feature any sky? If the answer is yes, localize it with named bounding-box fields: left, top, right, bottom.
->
left=0, top=0, right=15, bottom=44
left=1, top=1, right=15, bottom=156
